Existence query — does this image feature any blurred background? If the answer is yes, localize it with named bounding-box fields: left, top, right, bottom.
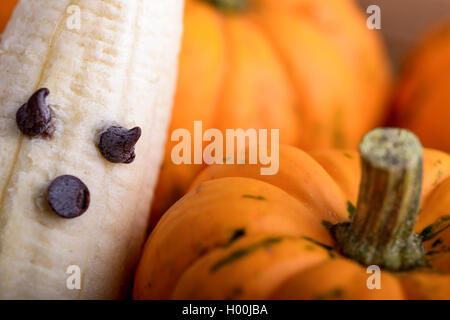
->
left=358, top=0, right=450, bottom=68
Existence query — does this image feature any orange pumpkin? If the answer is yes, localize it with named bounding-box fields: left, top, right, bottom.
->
left=134, top=128, right=450, bottom=300
left=151, top=0, right=392, bottom=227
left=0, top=0, right=16, bottom=33
left=393, top=19, right=450, bottom=152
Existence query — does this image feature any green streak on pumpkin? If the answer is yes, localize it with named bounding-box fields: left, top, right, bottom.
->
left=226, top=287, right=244, bottom=300
left=420, top=216, right=450, bottom=241
left=322, top=220, right=333, bottom=230
left=347, top=201, right=356, bottom=220
left=316, top=287, right=344, bottom=300
left=343, top=152, right=353, bottom=159
left=210, top=237, right=283, bottom=273
left=221, top=156, right=233, bottom=164
left=332, top=108, right=345, bottom=148
left=242, top=194, right=267, bottom=201
left=202, top=0, right=250, bottom=12
left=302, top=236, right=335, bottom=258
left=224, top=228, right=246, bottom=247
left=433, top=170, right=444, bottom=186
left=425, top=247, right=450, bottom=256
left=431, top=238, right=443, bottom=248
left=195, top=229, right=247, bottom=257
left=302, top=236, right=334, bottom=251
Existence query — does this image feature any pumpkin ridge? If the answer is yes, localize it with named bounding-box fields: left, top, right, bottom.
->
left=244, top=14, right=306, bottom=143
left=135, top=176, right=333, bottom=299
left=209, top=5, right=230, bottom=139
left=210, top=236, right=284, bottom=272
left=171, top=234, right=332, bottom=299
left=252, top=11, right=340, bottom=148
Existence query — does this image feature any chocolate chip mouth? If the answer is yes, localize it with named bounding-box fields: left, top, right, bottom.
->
left=76, top=189, right=89, bottom=212
left=47, top=175, right=90, bottom=219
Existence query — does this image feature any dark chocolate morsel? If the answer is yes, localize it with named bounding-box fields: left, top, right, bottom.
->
left=98, top=126, right=142, bottom=164
left=16, top=88, right=54, bottom=137
left=47, top=175, right=90, bottom=219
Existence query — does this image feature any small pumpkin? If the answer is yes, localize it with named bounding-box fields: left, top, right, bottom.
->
left=134, top=128, right=450, bottom=300
left=393, top=19, right=450, bottom=152
left=151, top=0, right=392, bottom=227
left=0, top=0, right=16, bottom=33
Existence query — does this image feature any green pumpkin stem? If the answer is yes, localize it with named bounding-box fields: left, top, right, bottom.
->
left=332, top=128, right=426, bottom=271
left=203, top=0, right=250, bottom=12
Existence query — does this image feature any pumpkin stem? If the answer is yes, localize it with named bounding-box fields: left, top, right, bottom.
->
left=332, top=128, right=426, bottom=271
left=203, top=0, right=250, bottom=12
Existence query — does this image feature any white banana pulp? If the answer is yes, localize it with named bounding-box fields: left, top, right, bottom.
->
left=0, top=0, right=184, bottom=299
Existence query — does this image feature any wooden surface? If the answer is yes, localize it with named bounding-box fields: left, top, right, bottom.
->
left=358, top=0, right=450, bottom=68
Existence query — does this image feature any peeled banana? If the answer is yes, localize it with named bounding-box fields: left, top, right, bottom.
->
left=0, top=0, right=184, bottom=299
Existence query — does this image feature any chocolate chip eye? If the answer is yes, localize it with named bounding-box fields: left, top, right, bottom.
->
left=16, top=88, right=54, bottom=137
left=47, top=175, right=90, bottom=219
left=98, top=126, right=142, bottom=164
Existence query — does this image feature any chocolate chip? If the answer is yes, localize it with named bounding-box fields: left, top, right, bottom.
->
left=16, top=88, right=54, bottom=137
left=98, top=126, right=141, bottom=164
left=47, top=175, right=90, bottom=219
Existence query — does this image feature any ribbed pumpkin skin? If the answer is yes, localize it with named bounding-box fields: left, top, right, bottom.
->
left=150, top=0, right=392, bottom=227
left=393, top=20, right=450, bottom=152
left=134, top=145, right=450, bottom=300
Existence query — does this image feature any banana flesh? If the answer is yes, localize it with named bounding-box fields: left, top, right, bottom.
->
left=0, top=0, right=184, bottom=299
